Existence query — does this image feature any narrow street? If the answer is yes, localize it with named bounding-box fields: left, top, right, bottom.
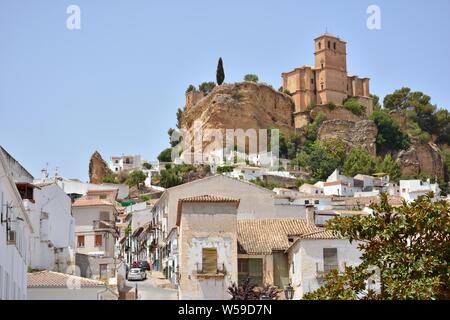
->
left=126, top=272, right=178, bottom=300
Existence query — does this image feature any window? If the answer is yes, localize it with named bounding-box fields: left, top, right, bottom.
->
left=77, top=235, right=85, bottom=247
left=238, top=258, right=263, bottom=285
left=100, top=211, right=109, bottom=221
left=95, top=234, right=103, bottom=247
left=318, top=42, right=321, bottom=50
left=99, top=195, right=107, bottom=200
left=321, top=84, right=324, bottom=90
left=99, top=264, right=108, bottom=279
left=328, top=41, right=331, bottom=49
left=314, top=200, right=320, bottom=204
left=202, top=248, right=217, bottom=274
left=311, top=78, right=314, bottom=84
left=323, top=248, right=338, bottom=272
left=333, top=42, right=336, bottom=50
left=304, top=200, right=310, bottom=205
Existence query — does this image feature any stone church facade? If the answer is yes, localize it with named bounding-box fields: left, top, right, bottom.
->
left=282, top=33, right=373, bottom=128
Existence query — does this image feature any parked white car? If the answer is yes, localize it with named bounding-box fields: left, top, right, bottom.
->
left=127, top=268, right=147, bottom=281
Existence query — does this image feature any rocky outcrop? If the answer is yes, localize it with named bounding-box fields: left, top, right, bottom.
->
left=181, top=82, right=295, bottom=139
left=89, top=151, right=112, bottom=184
left=310, top=105, right=364, bottom=123
left=396, top=141, right=445, bottom=178
left=317, top=119, right=378, bottom=156
left=389, top=110, right=409, bottom=131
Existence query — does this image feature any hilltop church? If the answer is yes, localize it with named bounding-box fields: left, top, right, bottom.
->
left=282, top=33, right=373, bottom=128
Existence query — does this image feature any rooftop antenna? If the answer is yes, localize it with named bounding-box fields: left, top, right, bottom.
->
left=41, top=163, right=49, bottom=179
left=53, top=166, right=59, bottom=177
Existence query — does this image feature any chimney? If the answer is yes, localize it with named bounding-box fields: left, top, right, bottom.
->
left=305, top=204, right=315, bottom=226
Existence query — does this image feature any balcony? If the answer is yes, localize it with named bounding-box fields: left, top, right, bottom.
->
left=195, top=262, right=227, bottom=278
left=315, top=262, right=340, bottom=279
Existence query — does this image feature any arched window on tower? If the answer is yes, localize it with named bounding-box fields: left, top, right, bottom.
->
left=318, top=42, right=322, bottom=50
left=328, top=41, right=331, bottom=49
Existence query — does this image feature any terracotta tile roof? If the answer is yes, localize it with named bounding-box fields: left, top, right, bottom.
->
left=237, top=219, right=337, bottom=255
left=72, top=198, right=115, bottom=207
left=86, top=189, right=118, bottom=194
left=176, top=195, right=240, bottom=226
left=335, top=195, right=403, bottom=207
left=179, top=195, right=240, bottom=204
left=299, top=230, right=339, bottom=240
left=27, top=270, right=105, bottom=288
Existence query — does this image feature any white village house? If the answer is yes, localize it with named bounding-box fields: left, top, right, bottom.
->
left=0, top=147, right=34, bottom=300
left=24, top=181, right=75, bottom=272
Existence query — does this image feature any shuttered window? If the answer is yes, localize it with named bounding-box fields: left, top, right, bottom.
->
left=323, top=248, right=338, bottom=272
left=77, top=235, right=85, bottom=247
left=202, top=248, right=217, bottom=274
left=95, top=234, right=103, bottom=247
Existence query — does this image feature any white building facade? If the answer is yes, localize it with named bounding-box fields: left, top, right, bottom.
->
left=0, top=147, right=33, bottom=300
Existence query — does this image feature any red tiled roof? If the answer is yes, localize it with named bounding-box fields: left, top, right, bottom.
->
left=27, top=270, right=105, bottom=288
left=237, top=219, right=339, bottom=255
left=72, top=198, right=115, bottom=207
left=176, top=195, right=240, bottom=226
left=179, top=195, right=240, bottom=204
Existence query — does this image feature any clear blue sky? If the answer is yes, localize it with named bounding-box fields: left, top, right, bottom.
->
left=1, top=0, right=450, bottom=181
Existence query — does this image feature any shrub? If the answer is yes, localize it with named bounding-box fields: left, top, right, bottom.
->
left=142, top=162, right=152, bottom=170
left=102, top=174, right=119, bottom=184
left=217, top=165, right=235, bottom=174
left=231, top=91, right=243, bottom=101
left=326, top=102, right=336, bottom=110
left=157, top=148, right=172, bottom=162
left=185, top=84, right=196, bottom=94
left=344, top=98, right=365, bottom=116
left=244, top=74, right=259, bottom=83
left=418, top=132, right=431, bottom=144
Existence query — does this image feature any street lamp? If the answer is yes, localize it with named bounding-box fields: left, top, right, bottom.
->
left=284, top=283, right=294, bottom=300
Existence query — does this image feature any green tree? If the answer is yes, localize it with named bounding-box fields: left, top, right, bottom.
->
left=435, top=109, right=450, bottom=144
left=126, top=170, right=147, bottom=189
left=199, top=81, right=216, bottom=95
left=142, top=162, right=152, bottom=170
left=342, top=148, right=376, bottom=177
left=305, top=112, right=327, bottom=145
left=216, top=57, right=225, bottom=85
left=304, top=193, right=450, bottom=300
left=296, top=139, right=347, bottom=180
left=157, top=148, right=172, bottom=162
left=370, top=110, right=410, bottom=152
left=244, top=74, right=259, bottom=83
left=102, top=174, right=119, bottom=184
left=185, top=84, right=196, bottom=94
left=159, top=168, right=182, bottom=188
left=383, top=87, right=439, bottom=136
left=176, top=107, right=184, bottom=129
left=375, top=154, right=401, bottom=182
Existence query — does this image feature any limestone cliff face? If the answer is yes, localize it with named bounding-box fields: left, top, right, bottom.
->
left=396, top=140, right=445, bottom=178
left=310, top=105, right=364, bottom=123
left=89, top=151, right=112, bottom=184
left=181, top=82, right=295, bottom=139
left=317, top=119, right=378, bottom=156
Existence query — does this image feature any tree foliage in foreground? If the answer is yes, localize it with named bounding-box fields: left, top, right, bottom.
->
left=304, top=193, right=450, bottom=300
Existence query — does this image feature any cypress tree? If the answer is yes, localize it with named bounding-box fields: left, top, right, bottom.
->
left=216, top=57, right=225, bottom=85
